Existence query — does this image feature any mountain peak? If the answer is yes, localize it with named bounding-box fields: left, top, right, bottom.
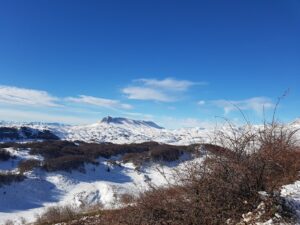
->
left=100, top=116, right=164, bottom=129
left=101, top=116, right=114, bottom=124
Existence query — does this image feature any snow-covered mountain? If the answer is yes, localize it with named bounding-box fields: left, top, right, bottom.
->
left=0, top=117, right=210, bottom=145
left=1, top=117, right=299, bottom=145
left=100, top=116, right=164, bottom=129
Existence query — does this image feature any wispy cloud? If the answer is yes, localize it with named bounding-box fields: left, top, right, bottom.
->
left=212, top=97, right=274, bottom=114
left=123, top=77, right=204, bottom=102
left=121, top=111, right=154, bottom=120
left=0, top=85, right=133, bottom=110
left=135, top=78, right=204, bottom=91
left=0, top=108, right=94, bottom=124
left=197, top=100, right=206, bottom=106
left=122, top=87, right=174, bottom=102
left=0, top=85, right=60, bottom=107
left=66, top=95, right=133, bottom=110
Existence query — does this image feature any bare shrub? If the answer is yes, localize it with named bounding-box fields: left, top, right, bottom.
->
left=5, top=140, right=188, bottom=172
left=42, top=156, right=94, bottom=172
left=35, top=205, right=77, bottom=224
left=18, top=159, right=41, bottom=174
left=150, top=146, right=183, bottom=162
left=119, top=193, right=135, bottom=205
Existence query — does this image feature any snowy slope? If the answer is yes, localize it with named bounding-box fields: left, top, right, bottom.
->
left=0, top=148, right=200, bottom=224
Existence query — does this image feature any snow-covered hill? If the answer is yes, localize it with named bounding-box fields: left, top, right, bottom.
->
left=0, top=117, right=211, bottom=145
left=1, top=117, right=300, bottom=146
left=0, top=147, right=199, bottom=224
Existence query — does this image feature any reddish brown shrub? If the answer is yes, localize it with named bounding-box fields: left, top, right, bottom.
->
left=18, top=159, right=41, bottom=174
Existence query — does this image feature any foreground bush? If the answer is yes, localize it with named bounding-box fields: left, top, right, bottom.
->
left=105, top=122, right=299, bottom=225
left=35, top=205, right=78, bottom=224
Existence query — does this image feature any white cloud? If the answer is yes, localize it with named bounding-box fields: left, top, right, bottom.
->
left=123, top=77, right=204, bottom=102
left=0, top=85, right=60, bottom=107
left=121, top=112, right=154, bottom=120
left=136, top=78, right=204, bottom=91
left=197, top=100, right=206, bottom=106
left=66, top=95, right=133, bottom=110
left=122, top=87, right=174, bottom=102
left=212, top=97, right=274, bottom=114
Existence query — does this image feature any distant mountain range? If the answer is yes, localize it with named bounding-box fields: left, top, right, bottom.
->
left=0, top=116, right=299, bottom=145
left=0, top=116, right=208, bottom=145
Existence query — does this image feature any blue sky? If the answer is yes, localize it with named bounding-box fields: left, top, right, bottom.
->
left=0, top=0, right=299, bottom=128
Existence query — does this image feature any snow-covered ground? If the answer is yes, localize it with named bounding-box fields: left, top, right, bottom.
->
left=0, top=148, right=199, bottom=224
left=281, top=181, right=300, bottom=224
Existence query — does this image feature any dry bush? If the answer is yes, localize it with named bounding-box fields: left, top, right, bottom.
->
left=35, top=205, right=77, bottom=224
left=121, top=152, right=147, bottom=165
left=18, top=159, right=41, bottom=174
left=42, top=155, right=95, bottom=172
left=150, top=146, right=183, bottom=162
left=121, top=144, right=187, bottom=166
left=7, top=140, right=189, bottom=172
left=118, top=193, right=136, bottom=205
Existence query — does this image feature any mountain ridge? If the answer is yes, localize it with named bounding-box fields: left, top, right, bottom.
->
left=1, top=117, right=299, bottom=145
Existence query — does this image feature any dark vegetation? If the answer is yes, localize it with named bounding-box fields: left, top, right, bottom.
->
left=0, top=141, right=191, bottom=172
left=0, top=126, right=59, bottom=141
left=0, top=149, right=23, bottom=186
left=0, top=149, right=14, bottom=161
left=43, top=156, right=96, bottom=172
left=35, top=205, right=78, bottom=224
left=0, top=172, right=25, bottom=187
left=18, top=159, right=41, bottom=174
